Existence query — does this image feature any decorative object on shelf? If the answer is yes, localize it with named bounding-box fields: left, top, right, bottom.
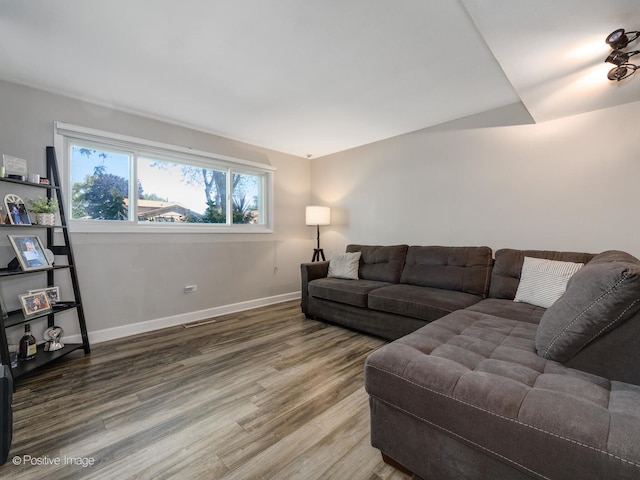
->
left=27, top=195, right=57, bottom=225
left=2, top=154, right=28, bottom=178
left=8, top=235, right=52, bottom=271
left=7, top=345, right=18, bottom=368
left=34, top=212, right=54, bottom=226
left=6, top=257, right=19, bottom=271
left=18, top=324, right=37, bottom=361
left=28, top=285, right=59, bottom=305
left=19, top=291, right=51, bottom=317
left=0, top=296, right=7, bottom=321
left=4, top=194, right=31, bottom=225
left=43, top=326, right=64, bottom=352
left=44, top=249, right=55, bottom=265
left=27, top=174, right=40, bottom=184
left=604, top=28, right=640, bottom=81
left=305, top=205, right=331, bottom=262
left=39, top=178, right=50, bottom=185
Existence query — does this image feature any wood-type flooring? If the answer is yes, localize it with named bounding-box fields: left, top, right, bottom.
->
left=1, top=300, right=415, bottom=479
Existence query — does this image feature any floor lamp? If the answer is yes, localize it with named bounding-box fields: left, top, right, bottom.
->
left=306, top=206, right=330, bottom=262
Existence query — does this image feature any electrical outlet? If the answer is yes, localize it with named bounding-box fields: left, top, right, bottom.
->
left=184, top=285, right=198, bottom=293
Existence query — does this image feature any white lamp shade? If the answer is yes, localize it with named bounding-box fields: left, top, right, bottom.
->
left=305, top=206, right=330, bottom=226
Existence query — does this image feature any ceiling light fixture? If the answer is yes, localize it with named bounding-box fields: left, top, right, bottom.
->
left=605, top=28, right=640, bottom=81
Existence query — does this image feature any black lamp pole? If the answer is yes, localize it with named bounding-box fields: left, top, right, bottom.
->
left=312, top=224, right=325, bottom=262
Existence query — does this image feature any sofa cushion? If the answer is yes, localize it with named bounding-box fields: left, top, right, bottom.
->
left=368, top=284, right=483, bottom=323
left=399, top=245, right=492, bottom=296
left=536, top=250, right=640, bottom=362
left=466, top=298, right=545, bottom=324
left=365, top=310, right=640, bottom=479
left=308, top=277, right=390, bottom=308
left=346, top=244, right=408, bottom=283
left=514, top=256, right=584, bottom=308
left=489, top=249, right=595, bottom=300
left=327, top=252, right=361, bottom=279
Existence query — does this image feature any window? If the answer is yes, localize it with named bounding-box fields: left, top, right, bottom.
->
left=54, top=122, right=275, bottom=233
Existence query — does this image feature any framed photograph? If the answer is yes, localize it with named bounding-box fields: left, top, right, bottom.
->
left=19, top=291, right=51, bottom=317
left=29, top=286, right=60, bottom=305
left=4, top=194, right=31, bottom=225
left=7, top=235, right=52, bottom=271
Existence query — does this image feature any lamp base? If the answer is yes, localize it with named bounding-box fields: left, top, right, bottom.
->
left=311, top=248, right=326, bottom=262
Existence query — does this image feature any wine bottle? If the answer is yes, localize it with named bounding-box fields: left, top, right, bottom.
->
left=18, top=323, right=37, bottom=361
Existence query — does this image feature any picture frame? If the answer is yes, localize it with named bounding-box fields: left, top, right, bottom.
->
left=4, top=194, right=31, bottom=225
left=0, top=295, right=8, bottom=320
left=19, top=291, right=51, bottom=317
left=28, top=286, right=60, bottom=305
left=7, top=235, right=52, bottom=271
left=2, top=154, right=28, bottom=176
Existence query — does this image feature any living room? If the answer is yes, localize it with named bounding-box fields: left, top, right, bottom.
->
left=1, top=1, right=640, bottom=479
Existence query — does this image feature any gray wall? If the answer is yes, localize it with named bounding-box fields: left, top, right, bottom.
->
left=311, top=100, right=640, bottom=259
left=0, top=79, right=312, bottom=344
left=5, top=76, right=640, bottom=346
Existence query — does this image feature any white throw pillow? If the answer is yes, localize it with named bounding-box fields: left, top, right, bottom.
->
left=328, top=252, right=361, bottom=280
left=514, top=257, right=584, bottom=308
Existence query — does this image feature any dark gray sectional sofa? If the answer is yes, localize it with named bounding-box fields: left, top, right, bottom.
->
left=300, top=245, right=640, bottom=479
left=301, top=244, right=493, bottom=340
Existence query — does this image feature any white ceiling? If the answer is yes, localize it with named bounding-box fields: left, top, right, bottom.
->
left=0, top=0, right=639, bottom=158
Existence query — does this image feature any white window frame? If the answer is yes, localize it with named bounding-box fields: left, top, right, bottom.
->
left=54, top=122, right=276, bottom=234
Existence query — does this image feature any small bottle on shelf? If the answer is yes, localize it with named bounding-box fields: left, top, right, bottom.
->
left=18, top=323, right=37, bottom=361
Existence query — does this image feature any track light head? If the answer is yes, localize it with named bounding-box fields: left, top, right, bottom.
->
left=605, top=28, right=640, bottom=81
left=606, top=50, right=630, bottom=65
left=606, top=29, right=630, bottom=49
left=607, top=65, right=637, bottom=81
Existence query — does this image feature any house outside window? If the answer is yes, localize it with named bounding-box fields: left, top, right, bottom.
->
left=54, top=122, right=275, bottom=233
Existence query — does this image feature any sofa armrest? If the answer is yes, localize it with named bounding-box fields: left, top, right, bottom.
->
left=300, top=261, right=329, bottom=315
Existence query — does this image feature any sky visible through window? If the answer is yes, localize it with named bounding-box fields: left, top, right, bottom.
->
left=70, top=146, right=258, bottom=216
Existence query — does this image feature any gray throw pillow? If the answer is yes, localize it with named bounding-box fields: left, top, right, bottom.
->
left=328, top=252, right=361, bottom=280
left=536, top=251, right=640, bottom=362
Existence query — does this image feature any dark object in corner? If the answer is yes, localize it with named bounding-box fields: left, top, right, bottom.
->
left=0, top=365, right=12, bottom=465
left=7, top=257, right=19, bottom=271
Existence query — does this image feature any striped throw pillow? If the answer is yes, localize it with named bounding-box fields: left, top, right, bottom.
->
left=514, top=257, right=584, bottom=308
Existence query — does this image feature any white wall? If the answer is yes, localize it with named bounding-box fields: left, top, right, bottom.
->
left=0, top=79, right=312, bottom=345
left=311, top=101, right=640, bottom=259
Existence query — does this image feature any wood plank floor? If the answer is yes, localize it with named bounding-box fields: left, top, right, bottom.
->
left=1, top=300, right=416, bottom=480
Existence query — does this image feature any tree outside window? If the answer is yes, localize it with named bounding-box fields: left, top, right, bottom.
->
left=70, top=146, right=263, bottom=225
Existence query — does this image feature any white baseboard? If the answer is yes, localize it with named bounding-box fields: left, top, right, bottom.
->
left=65, top=292, right=301, bottom=345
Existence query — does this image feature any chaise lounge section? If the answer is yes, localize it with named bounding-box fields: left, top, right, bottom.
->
left=364, top=248, right=640, bottom=479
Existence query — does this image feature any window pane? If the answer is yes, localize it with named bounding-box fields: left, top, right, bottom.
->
left=137, top=157, right=227, bottom=224
left=60, top=124, right=274, bottom=232
left=70, top=145, right=131, bottom=221
left=232, top=172, right=262, bottom=224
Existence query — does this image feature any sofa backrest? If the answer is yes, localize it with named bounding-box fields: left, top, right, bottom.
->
left=565, top=309, right=640, bottom=385
left=489, top=249, right=595, bottom=300
left=346, top=244, right=408, bottom=283
left=400, top=246, right=493, bottom=296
